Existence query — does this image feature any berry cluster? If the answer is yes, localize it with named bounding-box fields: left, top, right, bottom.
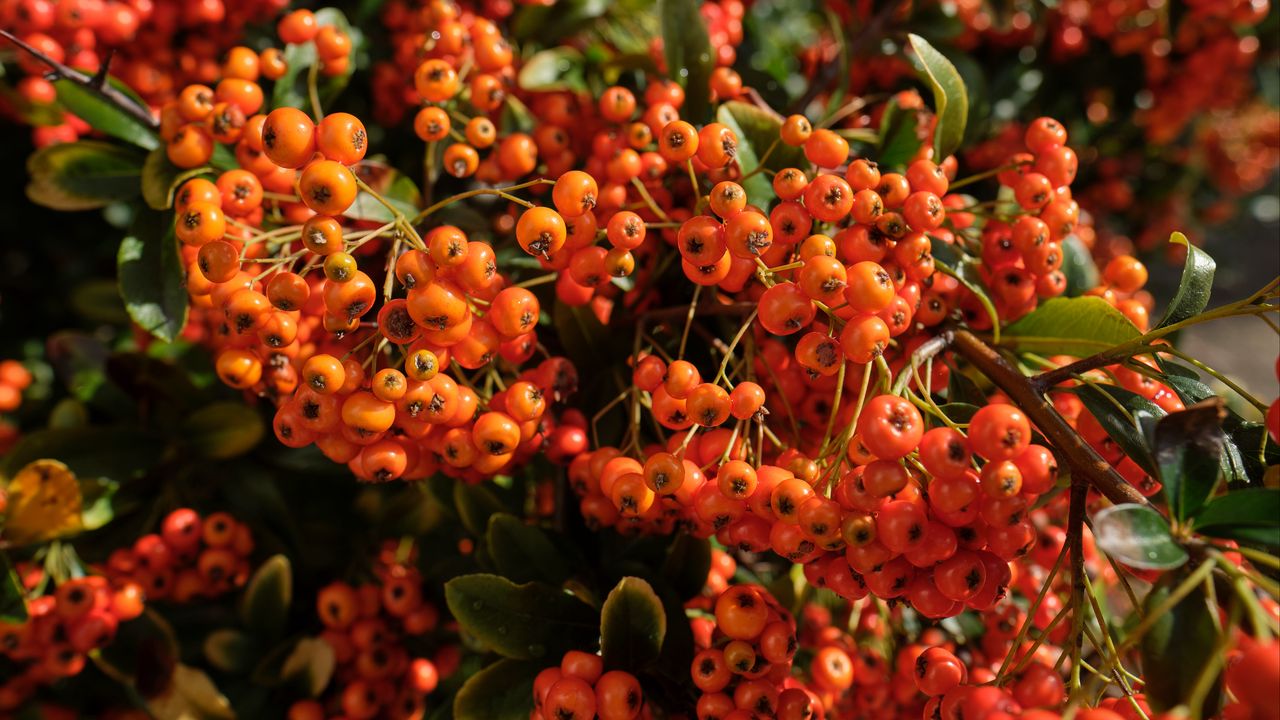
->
left=0, top=573, right=144, bottom=711
left=100, top=508, right=253, bottom=603
left=0, top=360, right=32, bottom=454
left=532, top=651, right=647, bottom=720
left=299, top=551, right=442, bottom=720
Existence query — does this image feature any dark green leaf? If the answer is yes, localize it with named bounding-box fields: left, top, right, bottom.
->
left=118, top=209, right=188, bottom=343
left=660, top=533, right=711, bottom=600
left=272, top=9, right=355, bottom=111
left=876, top=101, right=923, bottom=169
left=55, top=78, right=159, bottom=150
left=486, top=513, right=572, bottom=585
left=512, top=0, right=610, bottom=43
left=1155, top=399, right=1226, bottom=522
left=182, top=402, right=265, bottom=459
left=1092, top=503, right=1188, bottom=570
left=600, top=577, right=666, bottom=671
left=453, top=659, right=540, bottom=720
left=141, top=149, right=209, bottom=210
left=241, top=555, right=292, bottom=641
left=1157, top=232, right=1216, bottom=329
left=517, top=48, right=588, bottom=92
left=1060, top=235, right=1099, bottom=297
left=453, top=482, right=507, bottom=537
left=95, top=608, right=178, bottom=696
left=1141, top=571, right=1221, bottom=714
left=907, top=34, right=968, bottom=160
left=204, top=629, right=256, bottom=674
left=660, top=0, right=714, bottom=123
left=1003, top=297, right=1141, bottom=357
left=1075, top=383, right=1165, bottom=476
left=0, top=553, right=27, bottom=623
left=715, top=101, right=806, bottom=201
left=1194, top=488, right=1280, bottom=540
left=0, top=426, right=164, bottom=484
left=933, top=402, right=981, bottom=426
left=26, top=140, right=144, bottom=210
left=444, top=574, right=598, bottom=660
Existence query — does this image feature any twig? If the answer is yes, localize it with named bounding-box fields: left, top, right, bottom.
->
left=0, top=29, right=158, bottom=130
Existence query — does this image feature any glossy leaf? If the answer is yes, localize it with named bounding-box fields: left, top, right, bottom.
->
left=119, top=209, right=188, bottom=343
left=445, top=574, right=598, bottom=660
left=511, top=0, right=610, bottom=42
left=453, top=481, right=507, bottom=537
left=517, top=47, right=588, bottom=92
left=26, top=140, right=144, bottom=210
left=876, top=101, right=923, bottom=169
left=1194, top=488, right=1280, bottom=549
left=1060, top=235, right=1100, bottom=297
left=486, top=513, right=572, bottom=585
left=345, top=170, right=421, bottom=223
left=600, top=577, right=666, bottom=671
left=182, top=402, right=265, bottom=459
left=1075, top=383, right=1165, bottom=477
left=0, top=553, right=27, bottom=623
left=1092, top=504, right=1188, bottom=570
left=204, top=629, right=256, bottom=674
left=1154, top=399, right=1226, bottom=522
left=241, top=555, right=292, bottom=641
left=715, top=101, right=807, bottom=201
left=281, top=636, right=337, bottom=697
left=54, top=78, right=160, bottom=150
left=0, top=426, right=164, bottom=484
left=1157, top=232, right=1216, bottom=329
left=453, top=658, right=540, bottom=720
left=661, top=533, right=711, bottom=600
left=1004, top=296, right=1140, bottom=357
left=141, top=148, right=208, bottom=210
left=908, top=34, right=968, bottom=160
left=1141, top=571, right=1221, bottom=714
left=660, top=0, right=714, bottom=123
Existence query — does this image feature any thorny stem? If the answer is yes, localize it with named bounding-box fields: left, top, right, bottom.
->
left=0, top=29, right=159, bottom=131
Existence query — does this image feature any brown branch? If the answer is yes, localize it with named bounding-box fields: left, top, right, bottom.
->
left=1031, top=348, right=1152, bottom=393
left=0, top=29, right=158, bottom=131
left=948, top=329, right=1151, bottom=507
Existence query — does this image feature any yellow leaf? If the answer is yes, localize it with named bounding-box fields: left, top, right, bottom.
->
left=147, top=664, right=236, bottom=720
left=3, top=459, right=83, bottom=545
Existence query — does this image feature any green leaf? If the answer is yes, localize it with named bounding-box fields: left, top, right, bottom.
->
left=0, top=426, right=164, bottom=485
left=600, top=577, right=666, bottom=671
left=660, top=0, right=714, bottom=124
left=26, top=140, right=144, bottom=210
left=182, top=402, right=265, bottom=459
left=241, top=555, right=292, bottom=641
left=204, top=629, right=256, bottom=674
left=1003, top=296, right=1141, bottom=357
left=281, top=636, right=337, bottom=697
left=55, top=78, right=160, bottom=150
left=1141, top=570, right=1221, bottom=714
left=715, top=101, right=806, bottom=201
left=517, top=48, right=588, bottom=92
left=1092, top=503, right=1188, bottom=570
left=444, top=574, right=598, bottom=660
left=148, top=663, right=235, bottom=720
left=1155, top=399, right=1226, bottom=522
left=486, top=514, right=572, bottom=585
left=453, top=481, right=507, bottom=537
left=141, top=149, right=209, bottom=210
left=1157, top=232, right=1216, bottom=329
left=511, top=0, right=611, bottom=43
left=1194, top=489, right=1280, bottom=549
left=118, top=210, right=188, bottom=343
left=0, top=553, right=27, bottom=623
left=907, top=34, right=968, bottom=160
left=344, top=168, right=421, bottom=223
left=876, top=101, right=923, bottom=169
left=660, top=533, right=711, bottom=600
left=272, top=9, right=355, bottom=111
left=1075, top=383, right=1165, bottom=477
left=453, top=659, right=540, bottom=720
left=1060, top=235, right=1100, bottom=297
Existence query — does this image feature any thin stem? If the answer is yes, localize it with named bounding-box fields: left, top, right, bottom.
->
left=412, top=178, right=555, bottom=224
left=678, top=286, right=702, bottom=359
left=307, top=61, right=324, bottom=121
left=631, top=177, right=672, bottom=222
